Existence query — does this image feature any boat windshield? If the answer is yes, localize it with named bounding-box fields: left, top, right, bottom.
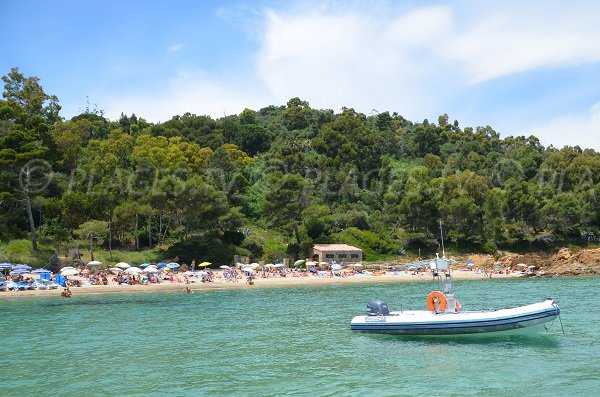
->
left=430, top=258, right=454, bottom=294
left=439, top=272, right=454, bottom=294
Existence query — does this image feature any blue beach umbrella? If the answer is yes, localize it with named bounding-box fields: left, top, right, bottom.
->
left=166, top=262, right=180, bottom=269
left=140, top=263, right=151, bottom=268
left=10, top=269, right=28, bottom=275
left=0, top=262, right=13, bottom=269
left=156, top=262, right=167, bottom=268
left=32, top=268, right=51, bottom=274
left=493, top=265, right=504, bottom=269
left=13, top=264, right=32, bottom=270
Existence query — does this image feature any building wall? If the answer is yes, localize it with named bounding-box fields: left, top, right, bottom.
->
left=313, top=248, right=362, bottom=263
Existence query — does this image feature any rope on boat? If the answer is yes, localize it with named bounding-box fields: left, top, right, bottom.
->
left=557, top=310, right=565, bottom=336
left=544, top=298, right=565, bottom=336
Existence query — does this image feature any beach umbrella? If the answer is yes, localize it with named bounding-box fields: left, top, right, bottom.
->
left=60, top=266, right=76, bottom=272
left=198, top=262, right=212, bottom=267
left=306, top=261, right=318, bottom=267
left=32, top=268, right=51, bottom=274
left=273, top=263, right=285, bottom=269
left=516, top=263, right=527, bottom=267
left=139, top=263, right=151, bottom=268
left=116, top=262, right=130, bottom=269
left=349, top=263, right=363, bottom=267
left=9, top=269, right=28, bottom=275
left=156, top=262, right=167, bottom=268
left=108, top=267, right=123, bottom=273
left=493, top=265, right=504, bottom=269
left=0, top=262, right=12, bottom=268
left=61, top=269, right=79, bottom=276
left=331, top=264, right=343, bottom=271
left=124, top=267, right=143, bottom=274
left=242, top=267, right=255, bottom=273
left=143, top=267, right=160, bottom=273
left=87, top=260, right=102, bottom=267
left=14, top=264, right=32, bottom=270
left=220, top=265, right=231, bottom=269
left=293, top=259, right=305, bottom=267
left=241, top=263, right=258, bottom=270
left=528, top=265, right=537, bottom=269
left=166, top=262, right=180, bottom=269
left=309, top=267, right=318, bottom=273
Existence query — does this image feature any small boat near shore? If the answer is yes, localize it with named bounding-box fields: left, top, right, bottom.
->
left=350, top=255, right=561, bottom=336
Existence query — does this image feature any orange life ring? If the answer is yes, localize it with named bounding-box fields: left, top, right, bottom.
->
left=427, top=290, right=447, bottom=312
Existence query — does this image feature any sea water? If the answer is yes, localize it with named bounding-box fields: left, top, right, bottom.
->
left=1, top=277, right=598, bottom=396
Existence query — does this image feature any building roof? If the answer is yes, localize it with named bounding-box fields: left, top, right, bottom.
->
left=313, top=244, right=362, bottom=252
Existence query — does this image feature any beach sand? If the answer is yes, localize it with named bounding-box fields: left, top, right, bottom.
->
left=0, top=270, right=521, bottom=299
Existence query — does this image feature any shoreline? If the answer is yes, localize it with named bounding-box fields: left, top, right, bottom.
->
left=0, top=271, right=525, bottom=299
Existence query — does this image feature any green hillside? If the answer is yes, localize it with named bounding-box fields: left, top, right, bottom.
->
left=1, top=68, right=599, bottom=265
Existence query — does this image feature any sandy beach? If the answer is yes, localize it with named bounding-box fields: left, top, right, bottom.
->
left=0, top=270, right=523, bottom=299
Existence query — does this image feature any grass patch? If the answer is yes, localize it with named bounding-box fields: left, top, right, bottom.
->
left=0, top=239, right=55, bottom=266
left=331, top=227, right=399, bottom=262
left=82, top=247, right=166, bottom=266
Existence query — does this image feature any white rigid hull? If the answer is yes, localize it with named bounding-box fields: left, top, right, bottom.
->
left=351, top=299, right=560, bottom=335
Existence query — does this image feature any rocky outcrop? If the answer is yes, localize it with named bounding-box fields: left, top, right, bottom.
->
left=547, top=248, right=600, bottom=276
left=461, top=247, right=600, bottom=276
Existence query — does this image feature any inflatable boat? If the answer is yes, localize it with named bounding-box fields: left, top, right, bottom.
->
left=350, top=256, right=561, bottom=336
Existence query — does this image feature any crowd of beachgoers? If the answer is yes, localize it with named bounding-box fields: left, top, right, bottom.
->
left=0, top=258, right=530, bottom=298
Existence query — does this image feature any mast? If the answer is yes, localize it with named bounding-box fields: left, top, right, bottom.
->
left=439, top=220, right=446, bottom=259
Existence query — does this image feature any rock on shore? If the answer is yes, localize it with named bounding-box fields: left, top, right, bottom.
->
left=462, top=248, right=600, bottom=276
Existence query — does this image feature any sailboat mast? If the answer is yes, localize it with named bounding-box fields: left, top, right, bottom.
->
left=439, top=220, right=446, bottom=259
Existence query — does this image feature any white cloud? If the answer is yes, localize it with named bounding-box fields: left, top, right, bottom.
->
left=167, top=43, right=184, bottom=53
left=253, top=2, right=600, bottom=147
left=441, top=4, right=600, bottom=83
left=527, top=103, right=600, bottom=151
left=256, top=6, right=454, bottom=118
left=101, top=69, right=274, bottom=121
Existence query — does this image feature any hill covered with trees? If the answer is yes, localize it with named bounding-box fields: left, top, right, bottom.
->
left=1, top=68, right=599, bottom=265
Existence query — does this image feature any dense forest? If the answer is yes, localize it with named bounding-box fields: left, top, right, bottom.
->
left=1, top=67, right=599, bottom=265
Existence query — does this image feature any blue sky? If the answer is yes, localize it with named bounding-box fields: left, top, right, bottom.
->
left=2, top=0, right=600, bottom=150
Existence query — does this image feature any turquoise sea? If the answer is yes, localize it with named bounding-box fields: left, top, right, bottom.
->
left=1, top=277, right=599, bottom=396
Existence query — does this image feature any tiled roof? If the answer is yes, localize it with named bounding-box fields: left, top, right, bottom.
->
left=313, top=244, right=362, bottom=251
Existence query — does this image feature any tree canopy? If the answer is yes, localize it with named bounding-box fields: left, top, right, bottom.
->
left=1, top=69, right=599, bottom=263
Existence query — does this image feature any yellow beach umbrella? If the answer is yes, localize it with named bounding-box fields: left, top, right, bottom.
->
left=198, top=262, right=212, bottom=267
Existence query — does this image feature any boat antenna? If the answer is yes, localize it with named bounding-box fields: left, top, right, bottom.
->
left=439, top=220, right=446, bottom=259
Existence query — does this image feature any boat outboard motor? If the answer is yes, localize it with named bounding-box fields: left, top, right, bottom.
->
left=367, top=299, right=390, bottom=316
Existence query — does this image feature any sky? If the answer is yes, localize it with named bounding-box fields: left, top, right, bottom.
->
left=2, top=0, right=600, bottom=150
